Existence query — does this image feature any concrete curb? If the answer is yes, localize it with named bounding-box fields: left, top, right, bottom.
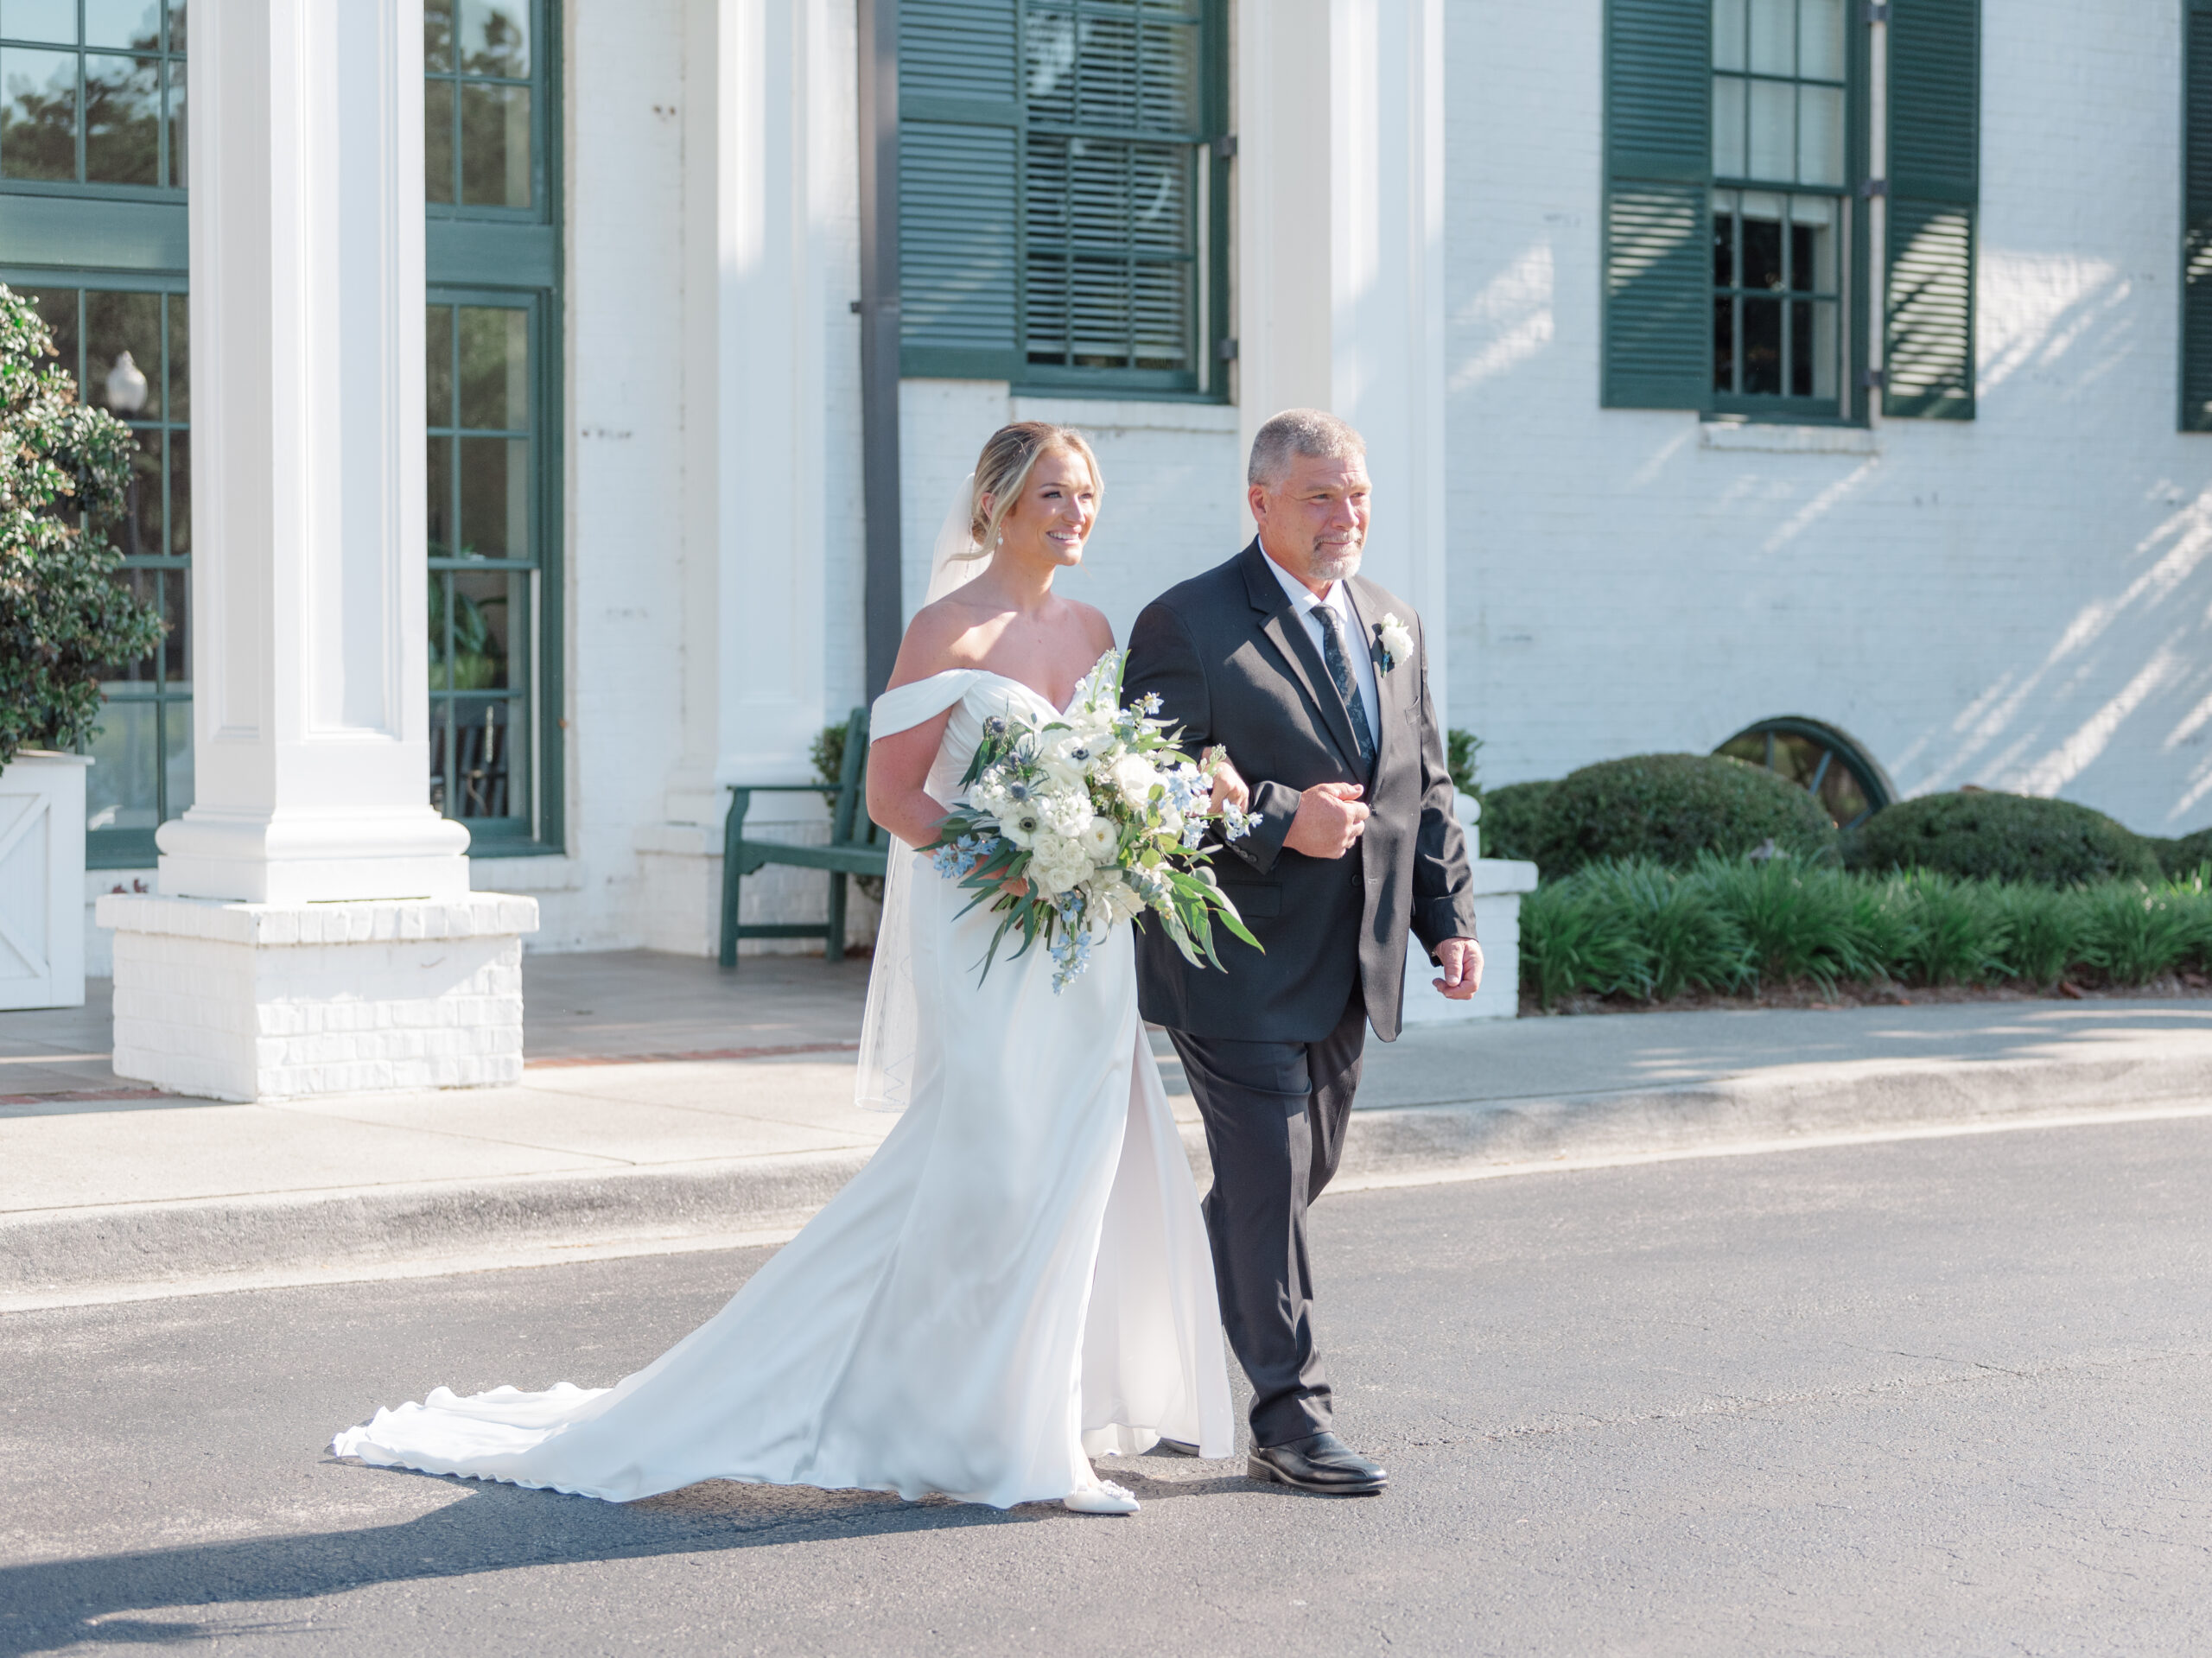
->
left=6, top=1047, right=2208, bottom=1311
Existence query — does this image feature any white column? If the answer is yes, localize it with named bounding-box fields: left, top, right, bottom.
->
left=702, top=0, right=833, bottom=789
left=1238, top=3, right=1536, bottom=1020
left=639, top=0, right=847, bottom=957
left=99, top=0, right=536, bottom=1099
left=1235, top=0, right=1450, bottom=712
left=155, top=0, right=467, bottom=904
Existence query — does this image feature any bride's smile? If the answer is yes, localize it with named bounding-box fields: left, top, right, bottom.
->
left=988, top=449, right=1098, bottom=571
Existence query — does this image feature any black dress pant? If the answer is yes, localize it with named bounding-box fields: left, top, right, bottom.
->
left=1166, top=991, right=1368, bottom=1448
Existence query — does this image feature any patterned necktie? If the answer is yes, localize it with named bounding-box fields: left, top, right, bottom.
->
left=1313, top=602, right=1377, bottom=772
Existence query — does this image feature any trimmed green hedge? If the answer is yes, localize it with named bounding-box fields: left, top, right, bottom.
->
left=1531, top=753, right=1834, bottom=877
left=1521, top=854, right=2212, bottom=1007
left=1480, top=779, right=1554, bottom=863
left=2152, top=827, right=2212, bottom=880
left=1847, top=791, right=2163, bottom=886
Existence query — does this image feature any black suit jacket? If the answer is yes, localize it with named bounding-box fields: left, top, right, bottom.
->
left=1123, top=539, right=1480, bottom=1043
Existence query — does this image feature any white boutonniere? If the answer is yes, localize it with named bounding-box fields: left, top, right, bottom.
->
left=1373, top=613, right=1415, bottom=675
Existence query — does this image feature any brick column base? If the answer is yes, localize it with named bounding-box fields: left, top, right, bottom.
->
left=95, top=893, right=540, bottom=1102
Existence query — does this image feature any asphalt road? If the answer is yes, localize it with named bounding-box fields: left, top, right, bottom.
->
left=4, top=1116, right=2210, bottom=1657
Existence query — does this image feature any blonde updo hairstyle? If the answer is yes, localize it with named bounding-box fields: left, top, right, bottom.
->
left=955, top=421, right=1103, bottom=564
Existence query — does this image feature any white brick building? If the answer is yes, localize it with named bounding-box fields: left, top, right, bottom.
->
left=8, top=0, right=2204, bottom=1085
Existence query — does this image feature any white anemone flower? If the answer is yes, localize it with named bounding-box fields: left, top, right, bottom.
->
left=1041, top=731, right=1104, bottom=787
left=1001, top=804, right=1046, bottom=848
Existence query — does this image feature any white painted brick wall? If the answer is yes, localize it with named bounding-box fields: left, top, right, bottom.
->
left=898, top=383, right=1246, bottom=640
left=1447, top=0, right=2212, bottom=838
left=101, top=895, right=535, bottom=1101
left=96, top=5, right=2201, bottom=982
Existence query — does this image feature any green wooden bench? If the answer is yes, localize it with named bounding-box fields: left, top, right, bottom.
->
left=719, top=706, right=892, bottom=969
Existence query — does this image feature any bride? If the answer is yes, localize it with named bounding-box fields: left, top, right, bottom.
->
left=334, top=422, right=1236, bottom=1515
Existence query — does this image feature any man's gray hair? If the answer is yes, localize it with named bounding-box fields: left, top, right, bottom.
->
left=1247, top=408, right=1367, bottom=487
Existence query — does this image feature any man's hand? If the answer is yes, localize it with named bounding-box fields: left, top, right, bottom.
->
left=1284, top=782, right=1370, bottom=858
left=1203, top=749, right=1251, bottom=817
left=1433, top=937, right=1483, bottom=1000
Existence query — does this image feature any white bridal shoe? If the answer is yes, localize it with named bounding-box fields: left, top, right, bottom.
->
left=1064, top=1479, right=1140, bottom=1515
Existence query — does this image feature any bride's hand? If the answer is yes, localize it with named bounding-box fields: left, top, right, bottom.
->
left=997, top=875, right=1031, bottom=900
left=1204, top=750, right=1250, bottom=816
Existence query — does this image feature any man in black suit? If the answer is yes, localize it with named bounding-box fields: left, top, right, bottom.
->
left=1124, top=409, right=1482, bottom=1496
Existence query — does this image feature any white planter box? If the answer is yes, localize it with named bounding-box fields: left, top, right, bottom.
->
left=0, top=752, right=91, bottom=1010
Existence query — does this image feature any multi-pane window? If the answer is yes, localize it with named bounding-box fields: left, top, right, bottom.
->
left=1604, top=0, right=1976, bottom=422
left=2, top=0, right=188, bottom=867
left=1020, top=3, right=1203, bottom=376
left=425, top=0, right=534, bottom=213
left=28, top=282, right=189, bottom=856
left=899, top=0, right=1228, bottom=397
left=424, top=0, right=560, bottom=854
left=0, top=0, right=184, bottom=189
left=1711, top=0, right=1849, bottom=413
left=426, top=296, right=537, bottom=829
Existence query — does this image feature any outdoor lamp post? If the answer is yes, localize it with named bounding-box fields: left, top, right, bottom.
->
left=105, top=351, right=148, bottom=555
left=104, top=351, right=148, bottom=414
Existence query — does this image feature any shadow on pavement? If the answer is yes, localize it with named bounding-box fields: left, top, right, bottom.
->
left=0, top=1460, right=1258, bottom=1655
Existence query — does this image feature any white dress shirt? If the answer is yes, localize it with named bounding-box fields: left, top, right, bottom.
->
left=1262, top=549, right=1382, bottom=742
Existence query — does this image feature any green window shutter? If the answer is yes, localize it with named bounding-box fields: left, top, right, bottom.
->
left=2183, top=0, right=2212, bottom=430
left=1603, top=0, right=1711, bottom=410
left=898, top=0, right=1020, bottom=379
left=1885, top=0, right=1979, bottom=419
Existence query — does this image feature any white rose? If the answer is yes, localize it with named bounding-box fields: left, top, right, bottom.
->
left=1378, top=613, right=1415, bottom=670
left=1079, top=816, right=1121, bottom=865
left=1110, top=754, right=1161, bottom=807
left=1029, top=834, right=1090, bottom=896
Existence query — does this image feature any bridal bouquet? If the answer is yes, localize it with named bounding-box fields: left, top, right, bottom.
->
left=924, top=650, right=1260, bottom=990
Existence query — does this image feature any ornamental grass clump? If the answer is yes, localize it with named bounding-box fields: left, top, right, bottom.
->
left=0, top=283, right=164, bottom=769
left=1517, top=854, right=2212, bottom=1005
left=1577, top=859, right=1753, bottom=1001
left=1695, top=852, right=1885, bottom=994
left=1884, top=870, right=2008, bottom=987
left=1519, top=875, right=1651, bottom=1008
left=1986, top=882, right=2083, bottom=988
left=2075, top=879, right=2208, bottom=986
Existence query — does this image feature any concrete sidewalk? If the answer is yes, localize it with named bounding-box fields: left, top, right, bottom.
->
left=4, top=952, right=2210, bottom=1310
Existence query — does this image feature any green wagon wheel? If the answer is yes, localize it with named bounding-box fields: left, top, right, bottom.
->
left=1714, top=717, right=1895, bottom=831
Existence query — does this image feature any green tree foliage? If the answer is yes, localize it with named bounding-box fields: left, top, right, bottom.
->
left=0, top=284, right=165, bottom=770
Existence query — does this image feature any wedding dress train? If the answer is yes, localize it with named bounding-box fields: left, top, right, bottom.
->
left=333, top=670, right=1233, bottom=1509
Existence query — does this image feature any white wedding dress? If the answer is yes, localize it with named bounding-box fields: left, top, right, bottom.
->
left=333, top=669, right=1233, bottom=1509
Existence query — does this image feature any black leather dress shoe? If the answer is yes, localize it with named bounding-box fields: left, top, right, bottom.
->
left=1152, top=1437, right=1203, bottom=1457
left=1247, top=1431, right=1388, bottom=1495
